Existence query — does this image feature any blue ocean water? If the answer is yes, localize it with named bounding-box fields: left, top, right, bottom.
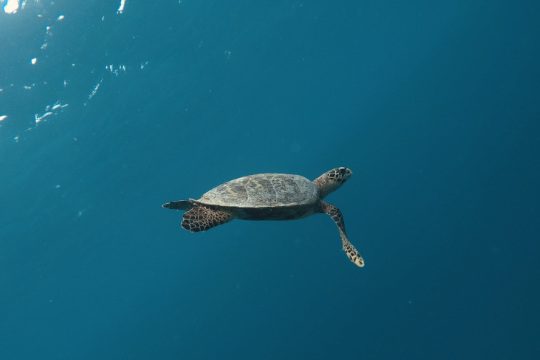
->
left=1, top=0, right=539, bottom=359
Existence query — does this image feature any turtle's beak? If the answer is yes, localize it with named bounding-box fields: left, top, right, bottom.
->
left=339, top=167, right=353, bottom=179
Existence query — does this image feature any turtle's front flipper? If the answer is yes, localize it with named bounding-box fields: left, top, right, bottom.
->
left=320, top=201, right=365, bottom=267
left=182, top=205, right=233, bottom=232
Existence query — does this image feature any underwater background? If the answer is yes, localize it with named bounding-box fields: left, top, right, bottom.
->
left=1, top=1, right=539, bottom=359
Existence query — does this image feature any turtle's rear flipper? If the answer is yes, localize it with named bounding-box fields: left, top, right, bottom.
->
left=321, top=201, right=365, bottom=267
left=182, top=206, right=232, bottom=232
left=163, top=200, right=193, bottom=210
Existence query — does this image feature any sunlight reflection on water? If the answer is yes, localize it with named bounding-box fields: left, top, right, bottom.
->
left=0, top=0, right=147, bottom=143
left=3, top=0, right=20, bottom=14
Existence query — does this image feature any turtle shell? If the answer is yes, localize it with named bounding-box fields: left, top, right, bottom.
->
left=197, top=173, right=319, bottom=208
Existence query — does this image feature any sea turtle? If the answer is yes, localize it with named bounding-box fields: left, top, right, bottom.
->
left=163, top=167, right=364, bottom=267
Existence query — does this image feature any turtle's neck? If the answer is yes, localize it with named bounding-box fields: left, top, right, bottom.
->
left=314, top=175, right=338, bottom=199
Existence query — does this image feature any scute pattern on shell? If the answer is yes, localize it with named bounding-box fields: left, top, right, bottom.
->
left=198, top=174, right=318, bottom=208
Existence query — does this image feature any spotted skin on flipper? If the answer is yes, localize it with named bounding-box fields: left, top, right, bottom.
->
left=320, top=201, right=364, bottom=267
left=181, top=205, right=232, bottom=232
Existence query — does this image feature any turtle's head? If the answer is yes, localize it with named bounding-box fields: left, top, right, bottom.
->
left=314, top=167, right=352, bottom=199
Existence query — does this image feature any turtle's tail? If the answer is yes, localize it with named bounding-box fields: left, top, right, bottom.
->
left=162, top=200, right=193, bottom=210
